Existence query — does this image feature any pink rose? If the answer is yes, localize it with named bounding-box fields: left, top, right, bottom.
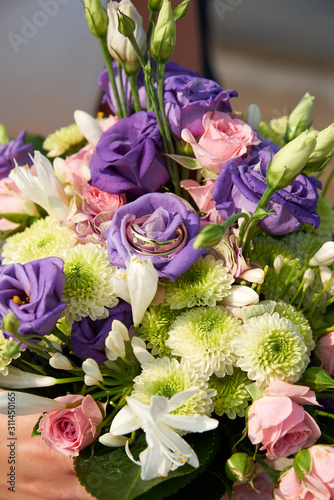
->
left=0, top=176, right=39, bottom=232
left=82, top=183, right=126, bottom=214
left=221, top=465, right=274, bottom=500
left=315, top=331, right=334, bottom=376
left=181, top=111, right=260, bottom=173
left=180, top=178, right=224, bottom=225
left=248, top=382, right=321, bottom=460
left=38, top=394, right=103, bottom=456
left=274, top=445, right=334, bottom=500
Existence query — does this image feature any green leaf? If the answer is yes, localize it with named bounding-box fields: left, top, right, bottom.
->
left=298, top=366, right=334, bottom=392
left=74, top=429, right=220, bottom=500
left=25, top=133, right=47, bottom=155
left=165, top=154, right=202, bottom=170
left=31, top=415, right=43, bottom=437
left=0, top=212, right=33, bottom=224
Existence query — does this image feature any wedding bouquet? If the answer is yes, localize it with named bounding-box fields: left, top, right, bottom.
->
left=1, top=1, right=334, bottom=499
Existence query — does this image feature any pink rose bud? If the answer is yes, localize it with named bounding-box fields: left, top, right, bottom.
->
left=274, top=445, right=334, bottom=500
left=248, top=394, right=321, bottom=460
left=315, top=331, right=334, bottom=376
left=38, top=394, right=103, bottom=456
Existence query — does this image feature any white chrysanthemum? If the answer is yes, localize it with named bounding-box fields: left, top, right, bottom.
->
left=62, top=243, right=118, bottom=323
left=1, top=217, right=77, bottom=264
left=164, top=255, right=234, bottom=309
left=166, top=306, right=241, bottom=377
left=0, top=331, right=21, bottom=376
left=233, top=312, right=309, bottom=387
left=132, top=357, right=216, bottom=417
left=43, top=123, right=85, bottom=157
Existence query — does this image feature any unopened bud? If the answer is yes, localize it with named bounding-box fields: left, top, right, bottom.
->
left=225, top=453, right=255, bottom=483
left=151, top=0, right=176, bottom=63
left=193, top=224, right=224, bottom=249
left=303, top=268, right=315, bottom=291
left=148, top=0, right=163, bottom=12
left=245, top=104, right=261, bottom=131
left=273, top=255, right=284, bottom=274
left=0, top=124, right=10, bottom=145
left=303, top=123, right=334, bottom=176
left=2, top=311, right=21, bottom=336
left=117, top=10, right=135, bottom=37
left=319, top=267, right=334, bottom=294
left=84, top=0, right=108, bottom=39
left=286, top=92, right=314, bottom=141
left=174, top=0, right=190, bottom=22
left=49, top=353, right=73, bottom=371
left=309, top=241, right=334, bottom=267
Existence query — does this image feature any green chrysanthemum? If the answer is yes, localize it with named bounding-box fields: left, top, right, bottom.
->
left=0, top=330, right=21, bottom=376
left=166, top=306, right=241, bottom=377
left=140, top=305, right=182, bottom=357
left=233, top=312, right=309, bottom=386
left=132, top=357, right=216, bottom=416
left=300, top=196, right=334, bottom=241
left=274, top=301, right=315, bottom=354
left=164, top=255, right=234, bottom=309
left=249, top=236, right=300, bottom=301
left=43, top=123, right=85, bottom=157
left=209, top=369, right=251, bottom=419
left=62, top=243, right=118, bottom=323
left=1, top=217, right=78, bottom=264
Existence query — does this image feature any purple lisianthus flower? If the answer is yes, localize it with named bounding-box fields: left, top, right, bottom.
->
left=213, top=146, right=321, bottom=235
left=99, top=61, right=199, bottom=115
left=89, top=111, right=170, bottom=197
left=164, top=74, right=238, bottom=138
left=71, top=301, right=132, bottom=364
left=0, top=257, right=66, bottom=342
left=105, top=193, right=205, bottom=281
left=0, top=131, right=33, bottom=180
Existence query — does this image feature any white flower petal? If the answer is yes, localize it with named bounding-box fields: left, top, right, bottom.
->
left=110, top=404, right=140, bottom=436
left=99, top=433, right=129, bottom=447
left=221, top=285, right=259, bottom=307
left=74, top=110, right=103, bottom=146
left=0, top=366, right=56, bottom=388
left=0, top=391, right=66, bottom=415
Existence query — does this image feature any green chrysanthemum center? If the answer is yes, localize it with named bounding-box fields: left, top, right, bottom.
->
left=233, top=312, right=309, bottom=386
left=274, top=302, right=314, bottom=354
left=141, top=305, right=182, bottom=357
left=132, top=358, right=215, bottom=417
left=166, top=306, right=241, bottom=376
left=209, top=370, right=251, bottom=419
left=164, top=255, right=234, bottom=309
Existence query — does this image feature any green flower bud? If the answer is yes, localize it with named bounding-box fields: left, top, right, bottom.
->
left=266, top=130, right=317, bottom=190
left=303, top=123, right=334, bottom=176
left=0, top=124, right=10, bottom=145
left=117, top=10, right=135, bottom=38
left=293, top=448, right=312, bottom=482
left=193, top=224, right=225, bottom=250
left=298, top=366, right=334, bottom=392
left=151, top=0, right=176, bottom=63
left=225, top=453, right=255, bottom=483
left=148, top=0, right=163, bottom=12
left=287, top=92, right=315, bottom=141
left=2, top=311, right=21, bottom=336
left=84, top=0, right=108, bottom=39
left=174, top=0, right=190, bottom=22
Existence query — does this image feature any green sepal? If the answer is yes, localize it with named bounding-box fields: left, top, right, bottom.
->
left=31, top=415, right=43, bottom=437
left=293, top=448, right=311, bottom=482
left=298, top=366, right=334, bottom=392
left=0, top=213, right=34, bottom=225
left=165, top=154, right=202, bottom=170
left=245, top=383, right=264, bottom=402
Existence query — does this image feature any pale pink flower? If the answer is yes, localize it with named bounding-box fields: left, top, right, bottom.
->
left=180, top=178, right=224, bottom=225
left=38, top=394, right=103, bottom=457
left=315, top=331, right=334, bottom=376
left=181, top=111, right=260, bottom=173
left=274, top=445, right=334, bottom=500
left=248, top=386, right=321, bottom=460
left=0, top=176, right=39, bottom=231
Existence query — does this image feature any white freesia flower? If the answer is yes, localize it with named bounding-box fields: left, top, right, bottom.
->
left=49, top=352, right=73, bottom=371
left=0, top=391, right=67, bottom=416
left=9, top=151, right=69, bottom=220
left=131, top=337, right=155, bottom=365
left=74, top=110, right=103, bottom=146
left=107, top=0, right=147, bottom=73
left=319, top=266, right=334, bottom=295
left=303, top=268, right=315, bottom=291
left=108, top=388, right=218, bottom=480
left=309, top=242, right=334, bottom=267
left=99, top=433, right=129, bottom=447
left=82, top=358, right=103, bottom=386
left=0, top=366, right=56, bottom=389
left=238, top=267, right=264, bottom=284
left=221, top=285, right=259, bottom=307
left=273, top=255, right=284, bottom=274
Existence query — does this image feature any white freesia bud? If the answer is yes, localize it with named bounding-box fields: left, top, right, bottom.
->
left=221, top=285, right=259, bottom=307
left=82, top=358, right=103, bottom=386
left=0, top=366, right=57, bottom=389
left=131, top=337, right=155, bottom=365
left=74, top=110, right=103, bottom=146
left=127, top=256, right=159, bottom=326
left=0, top=391, right=67, bottom=416
left=112, top=319, right=129, bottom=341
left=10, top=151, right=69, bottom=220
left=105, top=331, right=126, bottom=360
left=266, top=130, right=317, bottom=190
left=99, top=433, right=129, bottom=447
left=303, top=268, right=315, bottom=291
left=107, top=0, right=147, bottom=74
left=319, top=267, right=334, bottom=294
left=245, top=104, right=261, bottom=131
left=273, top=255, right=284, bottom=274
left=49, top=352, right=73, bottom=370
left=238, top=267, right=264, bottom=284
left=309, top=242, right=334, bottom=267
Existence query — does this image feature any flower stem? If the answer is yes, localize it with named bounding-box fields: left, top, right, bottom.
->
left=117, top=61, right=128, bottom=117
left=55, top=377, right=85, bottom=384
left=99, top=38, right=123, bottom=118
left=128, top=72, right=142, bottom=112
